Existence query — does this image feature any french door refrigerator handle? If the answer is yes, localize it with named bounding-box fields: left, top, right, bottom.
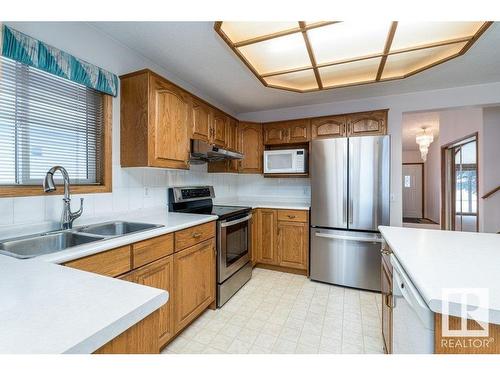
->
left=343, top=140, right=348, bottom=225
left=314, top=232, right=383, bottom=243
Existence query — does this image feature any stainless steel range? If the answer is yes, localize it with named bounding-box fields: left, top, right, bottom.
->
left=168, top=186, right=252, bottom=307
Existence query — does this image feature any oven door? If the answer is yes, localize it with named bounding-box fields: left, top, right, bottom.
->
left=217, top=213, right=251, bottom=283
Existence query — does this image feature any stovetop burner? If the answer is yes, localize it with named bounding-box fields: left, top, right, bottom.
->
left=168, top=186, right=251, bottom=220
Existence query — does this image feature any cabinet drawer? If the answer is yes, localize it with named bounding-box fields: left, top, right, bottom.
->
left=64, top=245, right=131, bottom=277
left=175, top=222, right=216, bottom=251
left=132, top=233, right=174, bottom=268
left=277, top=209, right=308, bottom=223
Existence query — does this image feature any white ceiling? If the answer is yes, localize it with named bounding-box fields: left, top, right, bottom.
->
left=402, top=112, right=440, bottom=151
left=91, top=22, right=500, bottom=115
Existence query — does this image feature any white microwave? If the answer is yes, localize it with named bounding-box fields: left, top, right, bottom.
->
left=263, top=149, right=307, bottom=174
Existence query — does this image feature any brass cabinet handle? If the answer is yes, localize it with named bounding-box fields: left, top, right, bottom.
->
left=287, top=215, right=296, bottom=219
left=192, top=232, right=202, bottom=238
left=385, top=294, right=394, bottom=309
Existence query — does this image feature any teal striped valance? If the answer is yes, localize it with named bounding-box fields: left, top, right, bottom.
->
left=0, top=24, right=118, bottom=96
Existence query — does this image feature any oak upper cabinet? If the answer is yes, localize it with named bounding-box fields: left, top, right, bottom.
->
left=277, top=220, right=308, bottom=270
left=173, top=239, right=216, bottom=333
left=226, top=118, right=238, bottom=151
left=347, top=110, right=388, bottom=137
left=257, top=209, right=278, bottom=265
left=311, top=115, right=347, bottom=139
left=263, top=122, right=288, bottom=145
left=120, top=70, right=191, bottom=169
left=212, top=110, right=228, bottom=147
left=287, top=119, right=311, bottom=143
left=121, top=256, right=174, bottom=347
left=264, top=119, right=310, bottom=145
left=191, top=99, right=212, bottom=142
left=238, top=122, right=263, bottom=174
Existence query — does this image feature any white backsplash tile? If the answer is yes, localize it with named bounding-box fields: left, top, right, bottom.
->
left=0, top=164, right=310, bottom=237
left=0, top=198, right=14, bottom=225
left=13, top=196, right=45, bottom=224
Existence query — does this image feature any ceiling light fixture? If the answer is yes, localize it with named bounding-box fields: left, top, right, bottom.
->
left=214, top=21, right=493, bottom=93
left=416, top=128, right=434, bottom=162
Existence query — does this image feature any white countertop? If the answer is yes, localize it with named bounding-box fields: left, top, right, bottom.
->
left=214, top=197, right=310, bottom=211
left=0, top=208, right=217, bottom=353
left=0, top=255, right=168, bottom=353
left=36, top=208, right=218, bottom=264
left=379, top=226, right=500, bottom=324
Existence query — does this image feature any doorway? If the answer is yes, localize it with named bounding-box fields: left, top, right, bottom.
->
left=441, top=134, right=479, bottom=232
left=402, top=163, right=424, bottom=219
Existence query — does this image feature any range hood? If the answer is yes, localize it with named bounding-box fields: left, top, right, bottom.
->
left=190, top=139, right=244, bottom=164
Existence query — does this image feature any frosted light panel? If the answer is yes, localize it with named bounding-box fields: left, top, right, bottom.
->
left=308, top=22, right=391, bottom=64
left=220, top=22, right=299, bottom=43
left=215, top=21, right=490, bottom=92
left=382, top=42, right=467, bottom=79
left=320, top=57, right=381, bottom=87
left=391, top=22, right=483, bottom=50
left=264, top=69, right=318, bottom=91
left=238, top=33, right=311, bottom=74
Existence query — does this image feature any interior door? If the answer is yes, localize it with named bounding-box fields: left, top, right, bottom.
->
left=311, top=138, right=348, bottom=229
left=349, top=135, right=390, bottom=231
left=402, top=164, right=423, bottom=218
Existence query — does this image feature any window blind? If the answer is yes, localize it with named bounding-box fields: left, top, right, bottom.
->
left=0, top=56, right=104, bottom=186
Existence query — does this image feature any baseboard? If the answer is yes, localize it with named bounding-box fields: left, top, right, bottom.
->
left=254, top=263, right=308, bottom=276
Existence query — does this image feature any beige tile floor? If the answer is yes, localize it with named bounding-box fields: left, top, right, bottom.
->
left=162, top=268, right=384, bottom=354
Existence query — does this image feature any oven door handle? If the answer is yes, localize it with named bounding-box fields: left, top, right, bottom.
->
left=219, top=214, right=252, bottom=228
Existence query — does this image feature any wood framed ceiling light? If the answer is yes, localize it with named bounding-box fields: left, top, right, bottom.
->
left=214, top=21, right=493, bottom=93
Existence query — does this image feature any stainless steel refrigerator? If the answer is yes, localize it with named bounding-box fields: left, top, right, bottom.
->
left=310, top=135, right=390, bottom=292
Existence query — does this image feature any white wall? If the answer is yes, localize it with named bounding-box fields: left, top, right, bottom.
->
left=482, top=107, right=500, bottom=233
left=402, top=151, right=422, bottom=163
left=239, top=83, right=500, bottom=226
left=424, top=137, right=441, bottom=223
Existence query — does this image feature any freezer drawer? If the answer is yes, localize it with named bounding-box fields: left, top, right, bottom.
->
left=310, top=228, right=382, bottom=291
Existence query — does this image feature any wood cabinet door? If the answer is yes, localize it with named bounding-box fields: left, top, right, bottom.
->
left=277, top=220, right=308, bottom=270
left=287, top=119, right=311, bottom=143
left=149, top=76, right=190, bottom=169
left=250, top=209, right=259, bottom=266
left=238, top=122, right=263, bottom=173
left=257, top=209, right=278, bottom=265
left=212, top=111, right=227, bottom=147
left=263, top=122, right=288, bottom=145
left=347, top=110, right=387, bottom=137
left=381, top=259, right=393, bottom=354
left=191, top=99, right=211, bottom=142
left=121, top=256, right=174, bottom=346
left=311, top=115, right=346, bottom=139
left=173, top=239, right=216, bottom=333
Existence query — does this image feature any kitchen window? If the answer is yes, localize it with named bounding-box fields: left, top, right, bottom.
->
left=0, top=56, right=112, bottom=197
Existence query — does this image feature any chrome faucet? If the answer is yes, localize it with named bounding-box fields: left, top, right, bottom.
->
left=43, top=166, right=84, bottom=229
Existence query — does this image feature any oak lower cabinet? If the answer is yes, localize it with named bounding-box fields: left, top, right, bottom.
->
left=173, top=238, right=216, bottom=333
left=121, top=256, right=174, bottom=348
left=277, top=220, right=308, bottom=271
left=257, top=209, right=278, bottom=265
left=254, top=208, right=309, bottom=273
left=381, top=246, right=393, bottom=354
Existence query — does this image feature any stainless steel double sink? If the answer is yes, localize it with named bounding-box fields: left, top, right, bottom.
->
left=0, top=221, right=164, bottom=259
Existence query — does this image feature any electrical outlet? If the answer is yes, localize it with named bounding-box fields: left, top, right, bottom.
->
left=144, top=187, right=150, bottom=198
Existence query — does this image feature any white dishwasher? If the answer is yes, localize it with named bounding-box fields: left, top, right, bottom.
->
left=391, top=254, right=435, bottom=354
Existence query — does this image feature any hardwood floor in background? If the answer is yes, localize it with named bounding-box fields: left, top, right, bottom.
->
left=162, top=268, right=383, bottom=354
